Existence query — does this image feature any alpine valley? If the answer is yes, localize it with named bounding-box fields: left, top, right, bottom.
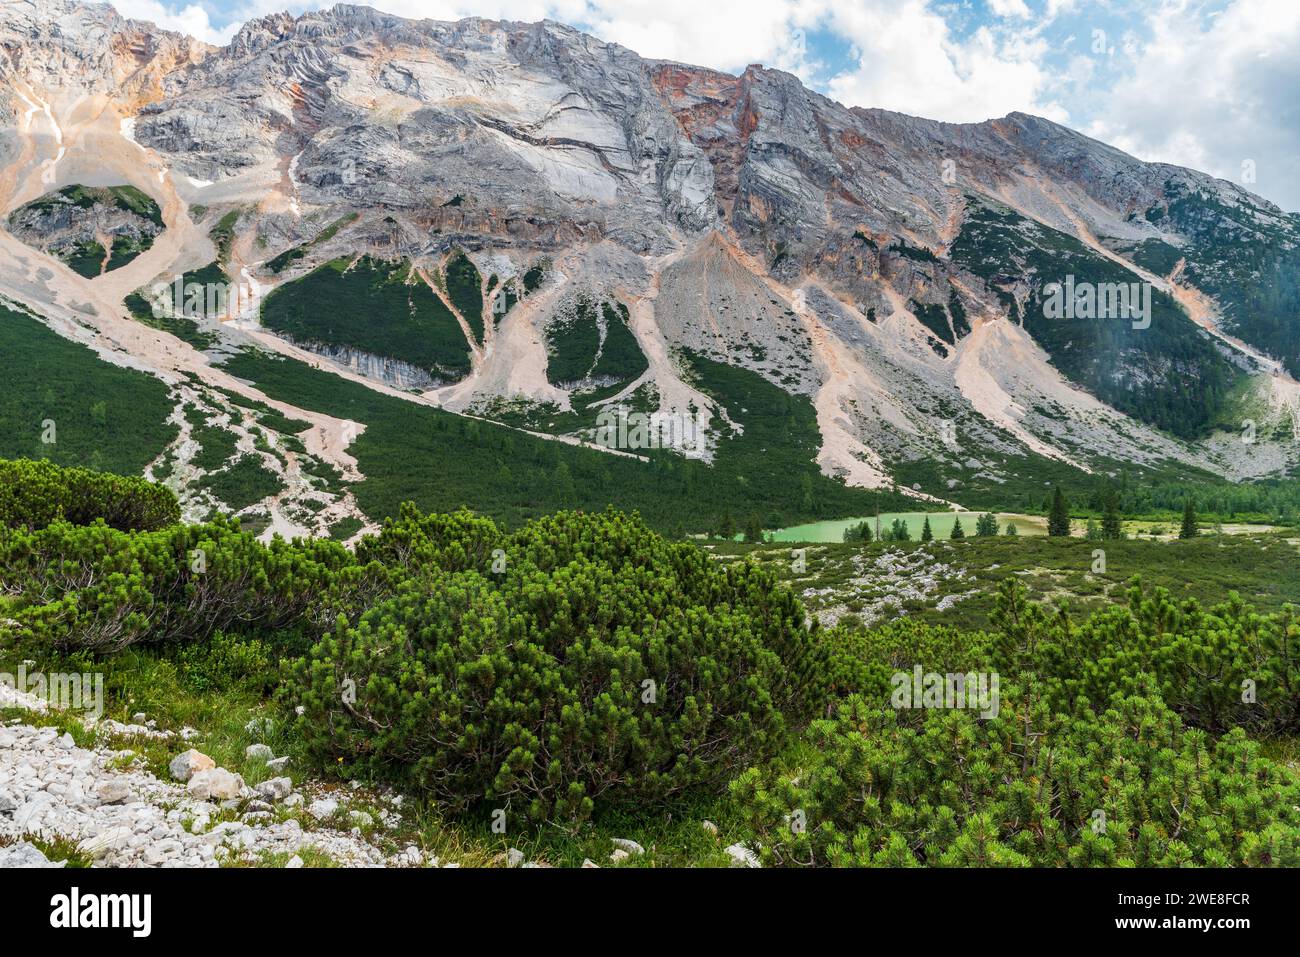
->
left=5, top=0, right=1300, bottom=883
left=1, top=0, right=1298, bottom=537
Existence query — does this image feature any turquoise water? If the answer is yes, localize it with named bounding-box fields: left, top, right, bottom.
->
left=766, top=511, right=1045, bottom=543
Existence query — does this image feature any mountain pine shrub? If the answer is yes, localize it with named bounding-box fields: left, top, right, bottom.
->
left=0, top=458, right=179, bottom=532
left=994, top=578, right=1300, bottom=735
left=284, top=508, right=829, bottom=821
left=732, top=683, right=1300, bottom=867
left=0, top=516, right=377, bottom=654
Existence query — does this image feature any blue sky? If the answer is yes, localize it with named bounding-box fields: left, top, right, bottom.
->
left=111, top=0, right=1300, bottom=210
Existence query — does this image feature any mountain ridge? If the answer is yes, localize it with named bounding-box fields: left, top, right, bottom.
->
left=1, top=0, right=1297, bottom=537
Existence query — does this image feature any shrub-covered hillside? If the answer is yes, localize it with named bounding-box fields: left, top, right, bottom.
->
left=2, top=460, right=1298, bottom=866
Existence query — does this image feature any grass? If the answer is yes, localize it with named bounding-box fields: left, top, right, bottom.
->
left=0, top=635, right=285, bottom=787
left=4, top=647, right=755, bottom=868
left=399, top=790, right=748, bottom=868
left=0, top=832, right=93, bottom=868
left=0, top=304, right=178, bottom=475
left=0, top=706, right=98, bottom=748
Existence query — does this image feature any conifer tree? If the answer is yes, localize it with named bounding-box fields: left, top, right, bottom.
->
left=1180, top=498, right=1198, bottom=539
left=950, top=515, right=965, bottom=539
left=921, top=516, right=933, bottom=541
left=843, top=520, right=873, bottom=543
left=1048, top=487, right=1070, bottom=537
left=975, top=512, right=998, bottom=536
left=1101, top=491, right=1123, bottom=540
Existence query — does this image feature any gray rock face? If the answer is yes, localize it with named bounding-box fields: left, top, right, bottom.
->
left=1, top=0, right=1287, bottom=292
left=2, top=0, right=1297, bottom=494
left=119, top=7, right=717, bottom=254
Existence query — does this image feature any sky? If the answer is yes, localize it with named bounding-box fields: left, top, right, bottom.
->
left=111, top=0, right=1300, bottom=211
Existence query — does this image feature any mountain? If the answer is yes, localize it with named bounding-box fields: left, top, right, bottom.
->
left=1, top=0, right=1297, bottom=538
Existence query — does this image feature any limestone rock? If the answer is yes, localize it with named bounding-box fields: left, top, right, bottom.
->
left=169, top=749, right=215, bottom=783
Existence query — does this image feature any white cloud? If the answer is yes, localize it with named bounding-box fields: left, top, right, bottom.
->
left=988, top=0, right=1032, bottom=18
left=821, top=0, right=1064, bottom=123
left=1085, top=0, right=1300, bottom=210
left=206, top=0, right=817, bottom=73
left=576, top=0, right=817, bottom=72
left=111, top=0, right=229, bottom=43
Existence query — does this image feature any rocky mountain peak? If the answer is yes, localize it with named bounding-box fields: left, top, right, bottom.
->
left=1, top=0, right=1297, bottom=526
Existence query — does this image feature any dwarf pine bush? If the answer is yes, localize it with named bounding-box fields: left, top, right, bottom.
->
left=0, top=457, right=180, bottom=532
left=7, top=462, right=1297, bottom=854
left=0, top=515, right=378, bottom=654
left=285, top=508, right=829, bottom=821
left=743, top=581, right=1300, bottom=866
left=732, top=681, right=1300, bottom=867
left=993, top=578, right=1300, bottom=734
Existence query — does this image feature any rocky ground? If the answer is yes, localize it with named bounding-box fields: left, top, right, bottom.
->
left=0, top=681, right=763, bottom=869
left=796, top=545, right=977, bottom=628
left=0, top=683, right=425, bottom=868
